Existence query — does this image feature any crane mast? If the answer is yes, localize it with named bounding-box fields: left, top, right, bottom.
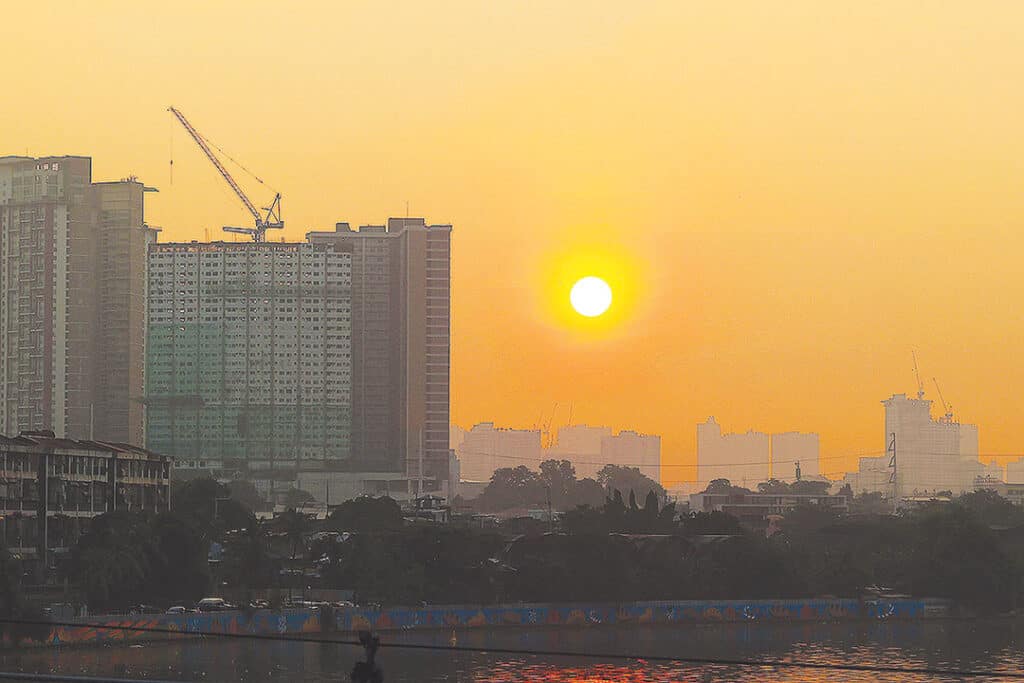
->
left=168, top=106, right=283, bottom=242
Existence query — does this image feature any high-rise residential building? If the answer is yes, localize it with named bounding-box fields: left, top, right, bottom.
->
left=599, top=430, right=661, bottom=483
left=547, top=425, right=612, bottom=480
left=0, top=156, right=155, bottom=445
left=841, top=393, right=983, bottom=497
left=145, top=241, right=352, bottom=472
left=771, top=431, right=820, bottom=480
left=456, top=422, right=543, bottom=482
left=307, top=218, right=451, bottom=487
left=697, top=417, right=770, bottom=489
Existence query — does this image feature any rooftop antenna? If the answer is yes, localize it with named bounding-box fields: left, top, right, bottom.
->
left=912, top=350, right=925, bottom=400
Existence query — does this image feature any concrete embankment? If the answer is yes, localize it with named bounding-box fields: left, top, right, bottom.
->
left=4, top=598, right=950, bottom=648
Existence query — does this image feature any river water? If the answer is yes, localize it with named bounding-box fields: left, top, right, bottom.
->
left=2, top=619, right=1022, bottom=682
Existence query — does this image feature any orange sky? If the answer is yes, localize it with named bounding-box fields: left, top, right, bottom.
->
left=3, top=2, right=1024, bottom=486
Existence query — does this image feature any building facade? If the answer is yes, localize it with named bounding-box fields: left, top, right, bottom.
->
left=689, top=488, right=848, bottom=527
left=599, top=430, right=661, bottom=483
left=145, top=241, right=352, bottom=473
left=842, top=393, right=984, bottom=498
left=771, top=431, right=820, bottom=480
left=456, top=422, right=543, bottom=482
left=0, top=156, right=155, bottom=445
left=547, top=425, right=612, bottom=480
left=697, top=417, right=770, bottom=489
left=307, top=218, right=451, bottom=487
left=0, top=430, right=171, bottom=556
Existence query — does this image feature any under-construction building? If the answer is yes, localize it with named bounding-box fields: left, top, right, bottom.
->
left=145, top=241, right=352, bottom=472
left=0, top=156, right=155, bottom=445
left=842, top=393, right=983, bottom=497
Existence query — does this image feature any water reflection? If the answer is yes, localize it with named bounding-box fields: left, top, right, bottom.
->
left=1, top=620, right=1021, bottom=682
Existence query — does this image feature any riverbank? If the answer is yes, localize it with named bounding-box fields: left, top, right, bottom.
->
left=3, top=597, right=951, bottom=649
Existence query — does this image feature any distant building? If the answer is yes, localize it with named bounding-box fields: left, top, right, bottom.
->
left=547, top=425, right=612, bottom=480
left=1007, top=458, right=1024, bottom=484
left=456, top=422, right=542, bottom=482
left=697, top=417, right=770, bottom=489
left=307, top=219, right=451, bottom=487
left=0, top=430, right=171, bottom=558
left=771, top=432, right=820, bottom=480
left=600, top=430, right=661, bottom=483
left=0, top=156, right=156, bottom=445
left=145, top=241, right=352, bottom=473
left=842, top=393, right=985, bottom=498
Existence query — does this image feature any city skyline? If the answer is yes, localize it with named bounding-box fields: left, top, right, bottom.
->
left=5, top=3, right=1024, bottom=487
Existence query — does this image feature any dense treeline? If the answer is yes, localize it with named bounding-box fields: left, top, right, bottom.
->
left=471, top=461, right=664, bottom=513
left=17, top=477, right=1024, bottom=615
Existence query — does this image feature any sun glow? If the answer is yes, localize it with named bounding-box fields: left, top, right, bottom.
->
left=570, top=276, right=613, bottom=317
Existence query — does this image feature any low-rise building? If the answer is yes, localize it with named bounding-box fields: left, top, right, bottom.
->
left=0, top=431, right=172, bottom=557
left=689, top=489, right=848, bottom=527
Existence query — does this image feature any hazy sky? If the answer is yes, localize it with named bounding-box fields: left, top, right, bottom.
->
left=4, top=2, right=1024, bottom=485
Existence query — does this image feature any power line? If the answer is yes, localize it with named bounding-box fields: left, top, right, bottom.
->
left=0, top=673, right=181, bottom=683
left=458, top=448, right=885, bottom=469
left=1, top=618, right=1022, bottom=680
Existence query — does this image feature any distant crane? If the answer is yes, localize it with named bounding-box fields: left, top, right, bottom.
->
left=168, top=106, right=283, bottom=242
left=933, top=377, right=954, bottom=423
left=912, top=350, right=925, bottom=400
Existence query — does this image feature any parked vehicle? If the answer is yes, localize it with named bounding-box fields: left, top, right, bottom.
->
left=249, top=599, right=270, bottom=609
left=165, top=606, right=187, bottom=614
left=196, top=598, right=234, bottom=612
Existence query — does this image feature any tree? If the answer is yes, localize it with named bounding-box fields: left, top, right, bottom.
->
left=275, top=509, right=310, bottom=561
left=172, top=477, right=251, bottom=533
left=703, top=478, right=751, bottom=495
left=757, top=479, right=790, bottom=494
left=475, top=466, right=545, bottom=512
left=221, top=514, right=272, bottom=603
left=68, top=511, right=209, bottom=611
left=849, top=491, right=891, bottom=515
left=539, top=459, right=576, bottom=508
left=956, top=489, right=1024, bottom=528
left=283, top=488, right=315, bottom=508
left=597, top=465, right=665, bottom=500
left=0, top=549, right=49, bottom=643
left=327, top=497, right=404, bottom=532
left=227, top=480, right=269, bottom=512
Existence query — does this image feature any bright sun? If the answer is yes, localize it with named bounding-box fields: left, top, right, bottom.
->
left=570, top=276, right=612, bottom=317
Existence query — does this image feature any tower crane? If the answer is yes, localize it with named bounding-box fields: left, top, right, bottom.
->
left=932, top=377, right=954, bottom=423
left=168, top=106, right=283, bottom=242
left=911, top=350, right=925, bottom=400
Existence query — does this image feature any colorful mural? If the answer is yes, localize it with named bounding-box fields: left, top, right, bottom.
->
left=3, top=598, right=946, bottom=649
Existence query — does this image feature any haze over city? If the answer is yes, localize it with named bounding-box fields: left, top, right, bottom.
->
left=4, top=2, right=1024, bottom=487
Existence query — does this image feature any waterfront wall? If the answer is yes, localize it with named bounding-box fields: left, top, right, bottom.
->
left=4, top=598, right=949, bottom=648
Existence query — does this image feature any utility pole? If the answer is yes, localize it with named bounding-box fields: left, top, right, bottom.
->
left=545, top=485, right=553, bottom=532
left=888, top=432, right=898, bottom=514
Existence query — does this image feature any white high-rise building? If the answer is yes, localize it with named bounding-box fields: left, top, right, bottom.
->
left=843, top=393, right=984, bottom=497
left=600, top=430, right=661, bottom=484
left=548, top=425, right=612, bottom=480
left=456, top=422, right=542, bottom=482
left=771, top=432, right=821, bottom=480
left=697, top=417, right=770, bottom=489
